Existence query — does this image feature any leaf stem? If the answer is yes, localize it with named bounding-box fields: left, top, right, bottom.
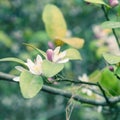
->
left=101, top=5, right=120, bottom=48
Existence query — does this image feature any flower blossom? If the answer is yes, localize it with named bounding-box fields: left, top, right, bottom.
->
left=13, top=55, right=43, bottom=82
left=109, top=0, right=119, bottom=7
left=46, top=46, right=69, bottom=63
left=25, top=55, right=43, bottom=75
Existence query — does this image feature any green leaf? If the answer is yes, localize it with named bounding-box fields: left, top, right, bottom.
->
left=20, top=70, right=43, bottom=98
left=42, top=4, right=67, bottom=39
left=0, top=57, right=27, bottom=67
left=100, top=68, right=120, bottom=96
left=42, top=60, right=64, bottom=77
left=103, top=53, right=120, bottom=64
left=65, top=48, right=82, bottom=60
left=115, top=67, right=120, bottom=78
left=59, top=37, right=84, bottom=49
left=23, top=43, right=46, bottom=58
left=101, top=21, right=120, bottom=29
left=84, top=0, right=110, bottom=7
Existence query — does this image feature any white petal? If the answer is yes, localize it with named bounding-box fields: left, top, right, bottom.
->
left=58, top=58, right=69, bottom=63
left=58, top=51, right=66, bottom=58
left=13, top=77, right=20, bottom=82
left=36, top=55, right=43, bottom=63
left=15, top=66, right=25, bottom=72
left=54, top=46, right=60, bottom=55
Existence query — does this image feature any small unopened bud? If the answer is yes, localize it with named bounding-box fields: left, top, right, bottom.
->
left=109, top=0, right=119, bottom=7
left=48, top=42, right=55, bottom=50
left=109, top=66, right=114, bottom=72
left=46, top=49, right=54, bottom=61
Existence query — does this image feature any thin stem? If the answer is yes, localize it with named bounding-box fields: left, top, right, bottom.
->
left=97, top=82, right=110, bottom=104
left=101, top=5, right=120, bottom=48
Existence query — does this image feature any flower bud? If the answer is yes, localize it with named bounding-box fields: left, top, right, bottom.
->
left=109, top=66, right=114, bottom=72
left=46, top=49, right=54, bottom=61
left=109, top=0, right=119, bottom=7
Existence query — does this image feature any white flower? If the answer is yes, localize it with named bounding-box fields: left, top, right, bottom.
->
left=78, top=73, right=89, bottom=82
left=46, top=46, right=69, bottom=64
left=25, top=55, right=43, bottom=75
left=13, top=66, right=26, bottom=82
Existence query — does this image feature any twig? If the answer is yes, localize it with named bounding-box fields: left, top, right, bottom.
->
left=97, top=82, right=110, bottom=104
left=0, top=72, right=120, bottom=106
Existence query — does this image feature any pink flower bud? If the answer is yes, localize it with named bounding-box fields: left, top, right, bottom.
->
left=109, top=0, right=119, bottom=7
left=46, top=49, right=54, bottom=61
left=109, top=66, right=114, bottom=72
left=48, top=42, right=55, bottom=50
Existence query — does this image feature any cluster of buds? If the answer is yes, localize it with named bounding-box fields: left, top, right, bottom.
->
left=109, top=0, right=119, bottom=7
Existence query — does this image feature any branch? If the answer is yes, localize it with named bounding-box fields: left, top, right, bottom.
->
left=0, top=72, right=120, bottom=106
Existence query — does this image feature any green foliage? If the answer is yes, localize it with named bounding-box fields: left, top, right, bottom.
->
left=66, top=48, right=82, bottom=60
left=0, top=57, right=27, bottom=67
left=101, top=21, right=120, bottom=29
left=42, top=60, right=64, bottom=77
left=42, top=4, right=67, bottom=39
left=103, top=53, right=120, bottom=64
left=20, top=70, right=43, bottom=98
left=100, top=68, right=120, bottom=96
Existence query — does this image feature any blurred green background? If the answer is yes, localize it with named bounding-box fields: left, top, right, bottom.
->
left=0, top=0, right=120, bottom=120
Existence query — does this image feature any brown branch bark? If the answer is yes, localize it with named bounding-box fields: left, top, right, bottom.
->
left=0, top=72, right=120, bottom=106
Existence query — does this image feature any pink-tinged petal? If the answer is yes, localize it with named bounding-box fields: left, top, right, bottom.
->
left=26, top=59, right=34, bottom=67
left=109, top=0, right=119, bottom=7
left=46, top=49, right=54, bottom=61
left=48, top=42, right=55, bottom=49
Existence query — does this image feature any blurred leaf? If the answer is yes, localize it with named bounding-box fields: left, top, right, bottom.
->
left=115, top=66, right=120, bottom=78
left=0, top=31, right=12, bottom=47
left=101, top=21, right=120, bottom=29
left=42, top=4, right=67, bottom=39
left=20, top=70, right=43, bottom=98
left=0, top=57, right=27, bottom=67
left=103, top=53, right=120, bottom=64
left=24, top=43, right=46, bottom=58
left=84, top=0, right=110, bottom=7
left=59, top=37, right=84, bottom=49
left=42, top=60, right=64, bottom=77
left=100, top=68, right=120, bottom=96
left=66, top=48, right=82, bottom=60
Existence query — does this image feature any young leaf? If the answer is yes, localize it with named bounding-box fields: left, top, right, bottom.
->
left=42, top=60, right=64, bottom=77
left=84, top=0, right=110, bottom=7
left=103, top=53, right=120, bottom=64
left=23, top=43, right=46, bottom=58
left=100, top=68, right=120, bottom=96
left=101, top=21, right=120, bottom=29
left=0, top=57, right=27, bottom=67
left=66, top=48, right=82, bottom=60
left=20, top=70, right=43, bottom=98
left=42, top=4, right=67, bottom=39
left=59, top=37, right=84, bottom=49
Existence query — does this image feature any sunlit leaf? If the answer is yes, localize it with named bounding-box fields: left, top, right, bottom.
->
left=59, top=37, right=84, bottom=49
left=100, top=68, right=120, bottom=96
left=20, top=70, right=43, bottom=98
left=65, top=48, right=82, bottom=60
left=23, top=43, right=46, bottom=58
left=84, top=0, right=110, bottom=7
left=103, top=53, right=120, bottom=64
left=101, top=21, right=120, bottom=29
left=0, top=57, right=27, bottom=67
left=42, top=60, right=64, bottom=77
left=115, top=67, right=120, bottom=78
left=42, top=4, right=67, bottom=39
